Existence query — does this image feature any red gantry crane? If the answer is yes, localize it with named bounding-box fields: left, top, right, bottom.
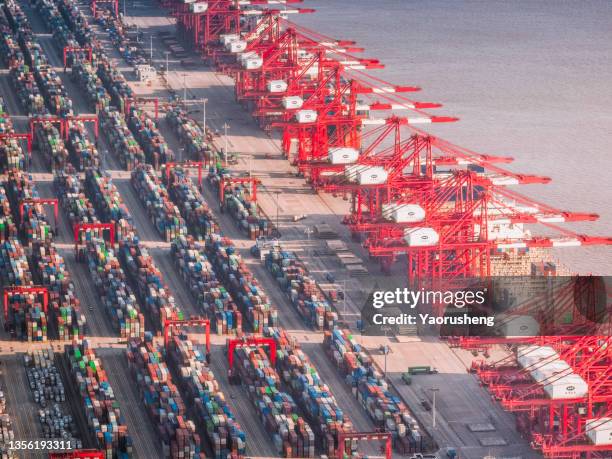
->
left=163, top=317, right=211, bottom=362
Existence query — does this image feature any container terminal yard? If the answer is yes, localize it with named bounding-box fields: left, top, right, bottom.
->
left=0, top=0, right=610, bottom=458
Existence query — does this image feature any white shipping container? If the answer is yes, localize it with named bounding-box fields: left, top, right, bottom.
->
left=585, top=418, right=612, bottom=445
left=390, top=204, right=425, bottom=223
left=403, top=227, right=440, bottom=247
left=189, top=2, right=208, bottom=12
left=267, top=80, right=287, bottom=93
left=242, top=57, right=263, bottom=70
left=226, top=40, right=247, bottom=53
left=281, top=96, right=304, bottom=109
left=328, top=147, right=359, bottom=164
left=182, top=0, right=196, bottom=4
left=543, top=374, right=588, bottom=399
left=220, top=34, right=239, bottom=45
left=499, top=314, right=540, bottom=338
left=357, top=166, right=388, bottom=185
left=295, top=110, right=317, bottom=123
left=530, top=359, right=572, bottom=383
left=517, top=346, right=559, bottom=369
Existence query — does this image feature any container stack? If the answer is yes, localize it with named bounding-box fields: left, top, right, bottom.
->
left=0, top=237, right=48, bottom=341
left=131, top=164, right=187, bottom=241
left=66, top=121, right=99, bottom=170
left=54, top=167, right=99, bottom=227
left=0, top=100, right=25, bottom=171
left=23, top=349, right=81, bottom=446
left=34, top=0, right=81, bottom=66
left=84, top=169, right=135, bottom=241
left=4, top=169, right=53, bottom=244
left=167, top=334, right=247, bottom=458
left=265, top=247, right=337, bottom=330
left=206, top=234, right=277, bottom=333
left=171, top=236, right=242, bottom=334
left=66, top=341, right=134, bottom=458
left=4, top=0, right=73, bottom=116
left=71, top=61, right=110, bottom=110
left=127, top=106, right=174, bottom=169
left=166, top=106, right=213, bottom=162
left=324, top=328, right=422, bottom=452
left=101, top=108, right=146, bottom=171
left=30, top=242, right=85, bottom=341
left=209, top=170, right=271, bottom=240
left=53, top=0, right=94, bottom=46
left=10, top=64, right=46, bottom=116
left=84, top=240, right=145, bottom=339
left=34, top=121, right=69, bottom=170
left=230, top=343, right=315, bottom=457
left=0, top=236, right=40, bottom=338
left=0, top=238, right=32, bottom=286
left=119, top=236, right=183, bottom=329
left=0, top=390, right=16, bottom=459
left=265, top=327, right=351, bottom=456
left=96, top=55, right=133, bottom=109
left=167, top=167, right=219, bottom=238
left=0, top=187, right=17, bottom=241
left=0, top=6, right=23, bottom=69
left=127, top=337, right=204, bottom=459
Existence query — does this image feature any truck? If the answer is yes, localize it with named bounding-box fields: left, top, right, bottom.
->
left=408, top=366, right=439, bottom=375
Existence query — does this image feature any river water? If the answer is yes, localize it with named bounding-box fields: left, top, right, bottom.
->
left=294, top=0, right=612, bottom=274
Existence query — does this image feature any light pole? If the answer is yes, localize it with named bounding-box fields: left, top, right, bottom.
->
left=150, top=35, right=153, bottom=63
left=381, top=326, right=392, bottom=379
left=222, top=122, right=230, bottom=165
left=304, top=227, right=313, bottom=257
left=202, top=98, right=208, bottom=134
left=430, top=388, right=440, bottom=429
left=275, top=191, right=280, bottom=233
left=183, top=74, right=187, bottom=108
left=164, top=51, right=170, bottom=75
left=123, top=0, right=126, bottom=17
left=342, top=279, right=347, bottom=314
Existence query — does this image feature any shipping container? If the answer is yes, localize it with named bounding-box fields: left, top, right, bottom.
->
left=131, top=165, right=187, bottom=242
left=30, top=241, right=86, bottom=341
left=84, top=169, right=135, bottom=241
left=206, top=234, right=277, bottom=333
left=167, top=167, right=219, bottom=239
left=265, top=327, right=351, bottom=456
left=324, top=328, right=423, bottom=452
left=264, top=247, right=337, bottom=330
left=119, top=236, right=183, bottom=329
left=34, top=120, right=70, bottom=170
left=127, top=337, right=203, bottom=458
left=166, top=106, right=215, bottom=163
left=208, top=168, right=272, bottom=240
left=167, top=333, right=246, bottom=458
left=170, top=236, right=242, bottom=334
left=66, top=341, right=134, bottom=458
left=0, top=187, right=17, bottom=241
left=101, top=108, right=146, bottom=171
left=126, top=105, right=174, bottom=169
left=229, top=342, right=315, bottom=457
left=4, top=169, right=53, bottom=244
